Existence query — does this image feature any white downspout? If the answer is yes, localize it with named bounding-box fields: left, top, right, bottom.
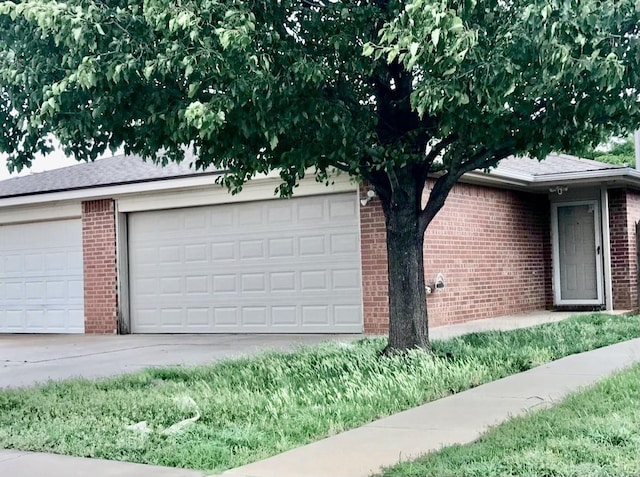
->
left=634, top=129, right=640, bottom=169
left=600, top=186, right=613, bottom=311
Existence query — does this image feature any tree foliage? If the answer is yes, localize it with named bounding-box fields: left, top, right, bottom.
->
left=1, top=0, right=639, bottom=350
left=578, top=135, right=636, bottom=167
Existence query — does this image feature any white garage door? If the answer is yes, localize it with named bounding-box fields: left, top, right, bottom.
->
left=0, top=219, right=84, bottom=333
left=128, top=193, right=363, bottom=333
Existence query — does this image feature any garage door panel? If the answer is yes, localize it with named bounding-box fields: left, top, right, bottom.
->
left=272, top=306, right=296, bottom=326
left=212, top=275, right=235, bottom=293
left=133, top=270, right=360, bottom=302
left=2, top=306, right=84, bottom=333
left=129, top=194, right=362, bottom=333
left=335, top=305, right=363, bottom=325
left=1, top=219, right=84, bottom=333
left=214, top=308, right=237, bottom=326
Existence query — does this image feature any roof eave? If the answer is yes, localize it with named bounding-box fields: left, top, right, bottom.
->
left=527, top=168, right=640, bottom=190
left=0, top=173, right=224, bottom=208
left=458, top=169, right=533, bottom=192
left=461, top=167, right=640, bottom=192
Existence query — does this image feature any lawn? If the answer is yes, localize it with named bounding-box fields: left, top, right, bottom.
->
left=0, top=313, right=637, bottom=473
left=380, top=364, right=640, bottom=477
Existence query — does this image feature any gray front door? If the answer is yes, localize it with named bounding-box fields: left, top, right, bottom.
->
left=555, top=202, right=602, bottom=304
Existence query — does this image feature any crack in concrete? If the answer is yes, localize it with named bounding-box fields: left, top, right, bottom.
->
left=0, top=452, right=26, bottom=464
left=0, top=342, right=227, bottom=364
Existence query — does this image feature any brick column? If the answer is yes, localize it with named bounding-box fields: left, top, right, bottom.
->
left=626, top=191, right=640, bottom=309
left=82, top=199, right=118, bottom=333
left=609, top=189, right=640, bottom=310
left=359, top=186, right=389, bottom=334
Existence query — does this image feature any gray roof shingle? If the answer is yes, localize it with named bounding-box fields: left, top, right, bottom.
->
left=493, top=153, right=625, bottom=176
left=0, top=151, right=630, bottom=200
left=0, top=152, right=216, bottom=199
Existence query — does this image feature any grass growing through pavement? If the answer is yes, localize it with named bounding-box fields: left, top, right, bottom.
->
left=381, top=364, right=640, bottom=477
left=0, top=313, right=637, bottom=473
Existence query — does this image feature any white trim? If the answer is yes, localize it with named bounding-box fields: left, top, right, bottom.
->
left=0, top=202, right=81, bottom=225
left=3, top=163, right=640, bottom=210
left=3, top=159, right=640, bottom=210
left=0, top=175, right=219, bottom=208
left=529, top=168, right=640, bottom=185
left=355, top=186, right=366, bottom=333
left=463, top=168, right=533, bottom=184
left=115, top=204, right=131, bottom=333
left=0, top=170, right=357, bottom=209
left=634, top=129, right=640, bottom=170
left=117, top=175, right=356, bottom=213
left=551, top=200, right=604, bottom=306
left=600, top=187, right=613, bottom=311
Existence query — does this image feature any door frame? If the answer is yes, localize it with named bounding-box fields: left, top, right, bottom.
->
left=551, top=200, right=604, bottom=306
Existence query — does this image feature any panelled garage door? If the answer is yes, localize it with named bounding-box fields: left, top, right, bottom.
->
left=0, top=219, right=84, bottom=333
left=128, top=193, right=363, bottom=333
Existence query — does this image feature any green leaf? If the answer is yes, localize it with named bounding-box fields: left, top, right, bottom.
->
left=72, top=27, right=82, bottom=43
left=409, top=42, right=419, bottom=57
left=143, top=65, right=154, bottom=80
left=431, top=28, right=441, bottom=48
left=362, top=43, right=375, bottom=57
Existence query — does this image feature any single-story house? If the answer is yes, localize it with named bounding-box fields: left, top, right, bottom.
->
left=0, top=153, right=638, bottom=334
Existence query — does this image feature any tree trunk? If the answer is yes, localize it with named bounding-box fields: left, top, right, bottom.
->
left=380, top=171, right=431, bottom=354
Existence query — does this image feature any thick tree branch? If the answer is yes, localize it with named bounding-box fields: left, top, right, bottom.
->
left=360, top=167, right=392, bottom=205
left=419, top=144, right=515, bottom=232
left=424, top=134, right=458, bottom=165
left=330, top=161, right=351, bottom=173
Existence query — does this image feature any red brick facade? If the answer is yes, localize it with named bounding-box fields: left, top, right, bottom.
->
left=360, top=182, right=553, bottom=334
left=82, top=199, right=118, bottom=334
left=359, top=193, right=389, bottom=334
left=75, top=185, right=635, bottom=336
left=609, top=189, right=640, bottom=310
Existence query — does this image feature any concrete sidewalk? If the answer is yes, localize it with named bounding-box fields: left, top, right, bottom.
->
left=0, top=450, right=207, bottom=477
left=0, top=312, right=637, bottom=477
left=222, top=338, right=640, bottom=477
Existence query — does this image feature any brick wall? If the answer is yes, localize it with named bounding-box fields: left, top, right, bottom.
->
left=609, top=189, right=640, bottom=309
left=360, top=182, right=552, bottom=334
left=359, top=189, right=390, bottom=334
left=626, top=191, right=640, bottom=309
left=82, top=199, right=118, bottom=333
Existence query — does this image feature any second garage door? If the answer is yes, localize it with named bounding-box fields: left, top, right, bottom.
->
left=0, top=219, right=84, bottom=333
left=128, top=193, right=363, bottom=333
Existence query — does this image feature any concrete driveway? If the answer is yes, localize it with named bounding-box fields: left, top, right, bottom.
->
left=0, top=334, right=360, bottom=389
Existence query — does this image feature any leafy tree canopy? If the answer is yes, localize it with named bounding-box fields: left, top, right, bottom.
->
left=576, top=135, right=636, bottom=167
left=1, top=0, right=639, bottom=350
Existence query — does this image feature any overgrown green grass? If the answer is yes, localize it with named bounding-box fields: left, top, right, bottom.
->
left=381, top=364, right=640, bottom=477
left=0, top=313, right=637, bottom=473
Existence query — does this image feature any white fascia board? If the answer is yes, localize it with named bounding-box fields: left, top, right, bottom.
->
left=459, top=170, right=532, bottom=190
left=0, top=169, right=357, bottom=210
left=0, top=174, right=222, bottom=208
left=0, top=202, right=81, bottom=225
left=529, top=168, right=640, bottom=186
left=462, top=167, right=640, bottom=192
left=118, top=174, right=357, bottom=212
